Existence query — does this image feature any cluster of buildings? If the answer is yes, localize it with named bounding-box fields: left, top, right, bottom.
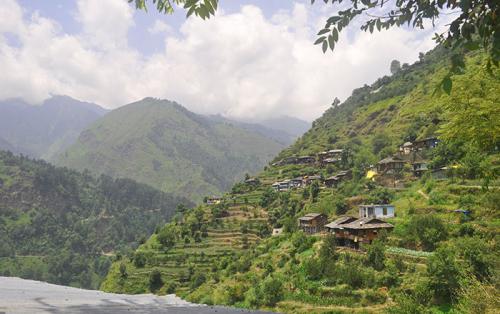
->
left=271, top=175, right=322, bottom=192
left=376, top=137, right=440, bottom=177
left=271, top=171, right=351, bottom=192
left=272, top=149, right=344, bottom=167
left=298, top=204, right=395, bottom=249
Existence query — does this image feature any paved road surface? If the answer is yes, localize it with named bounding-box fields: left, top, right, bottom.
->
left=0, top=277, right=270, bottom=314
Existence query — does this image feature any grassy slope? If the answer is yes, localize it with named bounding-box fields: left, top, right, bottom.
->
left=101, top=50, right=499, bottom=312
left=58, top=98, right=284, bottom=202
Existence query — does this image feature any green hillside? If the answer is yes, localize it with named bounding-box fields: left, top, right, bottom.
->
left=0, top=150, right=192, bottom=289
left=102, top=48, right=499, bottom=313
left=58, top=98, right=285, bottom=202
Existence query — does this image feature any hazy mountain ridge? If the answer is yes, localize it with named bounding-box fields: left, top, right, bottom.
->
left=0, top=95, right=108, bottom=160
left=57, top=98, right=286, bottom=202
left=208, top=114, right=307, bottom=145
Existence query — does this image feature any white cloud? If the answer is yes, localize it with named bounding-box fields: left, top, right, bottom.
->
left=148, top=20, right=173, bottom=35
left=0, top=0, right=447, bottom=121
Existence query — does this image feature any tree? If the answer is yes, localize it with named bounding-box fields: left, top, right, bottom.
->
left=119, top=262, right=127, bottom=278
left=319, top=233, right=337, bottom=262
left=310, top=181, right=320, bottom=201
left=366, top=239, right=385, bottom=271
left=259, top=276, right=284, bottom=307
left=390, top=60, right=401, bottom=75
left=133, top=251, right=147, bottom=268
left=149, top=268, right=163, bottom=291
left=427, top=245, right=463, bottom=303
left=157, top=224, right=177, bottom=249
left=407, top=215, right=448, bottom=251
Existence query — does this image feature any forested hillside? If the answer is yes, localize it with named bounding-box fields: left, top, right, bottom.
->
left=58, top=98, right=285, bottom=202
left=0, top=95, right=107, bottom=160
left=102, top=47, right=499, bottom=313
left=0, top=151, right=192, bottom=289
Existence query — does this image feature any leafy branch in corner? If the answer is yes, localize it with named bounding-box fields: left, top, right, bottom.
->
left=311, top=0, right=499, bottom=94
left=131, top=0, right=218, bottom=19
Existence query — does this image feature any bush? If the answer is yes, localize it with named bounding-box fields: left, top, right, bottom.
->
left=427, top=245, right=463, bottom=303
left=260, top=276, right=284, bottom=306
left=133, top=251, right=146, bottom=268
left=304, top=258, right=323, bottom=280
left=366, top=240, right=385, bottom=271
left=119, top=262, right=127, bottom=278
left=406, top=215, right=448, bottom=251
left=190, top=272, right=206, bottom=290
left=149, top=269, right=163, bottom=291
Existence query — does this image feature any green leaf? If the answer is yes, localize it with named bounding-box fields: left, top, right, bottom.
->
left=322, top=40, right=328, bottom=53
left=314, top=36, right=326, bottom=45
left=328, top=34, right=335, bottom=50
left=332, top=28, right=338, bottom=41
left=317, top=29, right=330, bottom=36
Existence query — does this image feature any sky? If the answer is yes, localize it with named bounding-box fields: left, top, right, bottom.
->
left=0, top=0, right=451, bottom=121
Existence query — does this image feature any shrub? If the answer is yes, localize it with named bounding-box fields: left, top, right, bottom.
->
left=119, top=262, right=127, bottom=278
left=133, top=251, right=146, bottom=268
left=366, top=240, right=385, bottom=271
left=149, top=269, right=163, bottom=291
left=190, top=272, right=206, bottom=290
left=260, top=276, right=284, bottom=306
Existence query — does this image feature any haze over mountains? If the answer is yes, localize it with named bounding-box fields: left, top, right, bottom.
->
left=56, top=98, right=292, bottom=201
left=0, top=96, right=108, bottom=160
left=0, top=95, right=309, bottom=202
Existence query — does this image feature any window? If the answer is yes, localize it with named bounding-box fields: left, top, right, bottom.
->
left=383, top=207, right=388, bottom=216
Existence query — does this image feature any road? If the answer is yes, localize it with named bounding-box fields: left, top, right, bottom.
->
left=0, top=277, right=270, bottom=314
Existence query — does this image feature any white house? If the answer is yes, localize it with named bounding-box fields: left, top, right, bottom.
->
left=359, top=204, right=395, bottom=219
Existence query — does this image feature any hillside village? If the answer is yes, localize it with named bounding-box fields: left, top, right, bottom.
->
left=101, top=49, right=499, bottom=313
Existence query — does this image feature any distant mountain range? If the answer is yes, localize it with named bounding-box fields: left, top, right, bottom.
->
left=209, top=115, right=309, bottom=146
left=56, top=98, right=288, bottom=201
left=0, top=95, right=107, bottom=159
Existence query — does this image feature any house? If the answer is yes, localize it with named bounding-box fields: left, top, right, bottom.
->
left=412, top=161, right=428, bottom=177
left=298, top=213, right=328, bottom=234
left=399, top=141, right=413, bottom=155
left=321, top=157, right=341, bottom=166
left=297, top=156, right=316, bottom=164
left=302, top=175, right=322, bottom=185
left=206, top=196, right=223, bottom=205
left=359, top=204, right=395, bottom=219
left=272, top=228, right=284, bottom=236
left=272, top=156, right=298, bottom=166
left=318, top=149, right=343, bottom=160
left=325, top=216, right=394, bottom=248
left=272, top=180, right=292, bottom=192
left=377, top=156, right=406, bottom=174
left=324, top=170, right=352, bottom=188
left=290, top=177, right=303, bottom=188
left=245, top=178, right=260, bottom=185
left=413, top=137, right=439, bottom=151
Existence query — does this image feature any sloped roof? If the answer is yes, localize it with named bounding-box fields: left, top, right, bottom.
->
left=299, top=213, right=325, bottom=221
left=342, top=217, right=394, bottom=230
left=359, top=204, right=394, bottom=208
left=325, top=216, right=357, bottom=229
left=378, top=156, right=405, bottom=164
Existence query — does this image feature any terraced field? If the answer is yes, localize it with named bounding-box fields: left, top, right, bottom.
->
left=101, top=189, right=269, bottom=296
